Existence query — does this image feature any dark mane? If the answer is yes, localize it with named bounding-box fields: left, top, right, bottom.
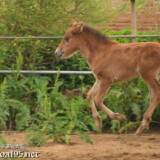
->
left=83, top=24, right=111, bottom=43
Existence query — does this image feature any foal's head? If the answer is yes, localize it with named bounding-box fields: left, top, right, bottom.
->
left=55, top=22, right=84, bottom=59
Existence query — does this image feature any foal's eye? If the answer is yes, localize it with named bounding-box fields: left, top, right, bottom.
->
left=65, top=37, right=70, bottom=42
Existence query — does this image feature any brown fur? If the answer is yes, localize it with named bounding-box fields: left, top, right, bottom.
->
left=55, top=22, right=160, bottom=135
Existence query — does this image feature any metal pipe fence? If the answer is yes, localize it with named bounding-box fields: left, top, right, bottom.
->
left=0, top=35, right=160, bottom=39
left=0, top=70, right=93, bottom=75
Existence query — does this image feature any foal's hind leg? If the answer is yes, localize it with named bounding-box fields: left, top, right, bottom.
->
left=136, top=74, right=160, bottom=135
left=95, top=79, right=127, bottom=121
left=87, top=80, right=102, bottom=130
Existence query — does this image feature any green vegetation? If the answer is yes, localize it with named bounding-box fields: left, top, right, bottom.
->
left=0, top=0, right=159, bottom=146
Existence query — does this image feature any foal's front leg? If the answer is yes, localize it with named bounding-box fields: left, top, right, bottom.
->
left=87, top=80, right=102, bottom=130
left=95, top=79, right=127, bottom=121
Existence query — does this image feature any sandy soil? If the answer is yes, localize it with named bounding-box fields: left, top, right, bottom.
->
left=105, top=1, right=160, bottom=32
left=107, top=12, right=160, bottom=32
left=1, top=131, right=160, bottom=160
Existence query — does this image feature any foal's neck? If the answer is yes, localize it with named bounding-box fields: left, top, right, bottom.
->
left=78, top=33, right=112, bottom=65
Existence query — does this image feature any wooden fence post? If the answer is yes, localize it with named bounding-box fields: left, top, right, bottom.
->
left=131, top=0, right=137, bottom=42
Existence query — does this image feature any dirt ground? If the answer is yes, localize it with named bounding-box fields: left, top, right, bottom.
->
left=1, top=131, right=160, bottom=160
left=106, top=1, right=160, bottom=32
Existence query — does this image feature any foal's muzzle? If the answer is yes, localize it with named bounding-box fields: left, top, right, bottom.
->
left=55, top=49, right=64, bottom=58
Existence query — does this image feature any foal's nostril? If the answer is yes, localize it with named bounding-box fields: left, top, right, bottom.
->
left=55, top=49, right=64, bottom=58
left=61, top=49, right=64, bottom=53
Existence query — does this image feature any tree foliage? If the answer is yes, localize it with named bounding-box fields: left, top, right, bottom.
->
left=0, top=0, right=116, bottom=36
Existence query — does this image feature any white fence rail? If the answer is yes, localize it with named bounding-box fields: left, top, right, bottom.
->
left=0, top=70, right=93, bottom=75
left=0, top=35, right=160, bottom=39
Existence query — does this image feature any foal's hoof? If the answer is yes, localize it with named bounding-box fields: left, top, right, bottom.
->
left=135, top=131, right=141, bottom=136
left=93, top=115, right=102, bottom=131
left=135, top=124, right=149, bottom=135
left=112, top=113, right=127, bottom=121
left=96, top=122, right=102, bottom=131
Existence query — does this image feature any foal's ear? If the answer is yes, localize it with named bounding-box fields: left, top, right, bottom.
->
left=72, top=24, right=84, bottom=34
left=72, top=20, right=77, bottom=27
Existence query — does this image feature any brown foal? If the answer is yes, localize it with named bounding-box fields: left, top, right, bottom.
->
left=55, top=22, right=160, bottom=135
